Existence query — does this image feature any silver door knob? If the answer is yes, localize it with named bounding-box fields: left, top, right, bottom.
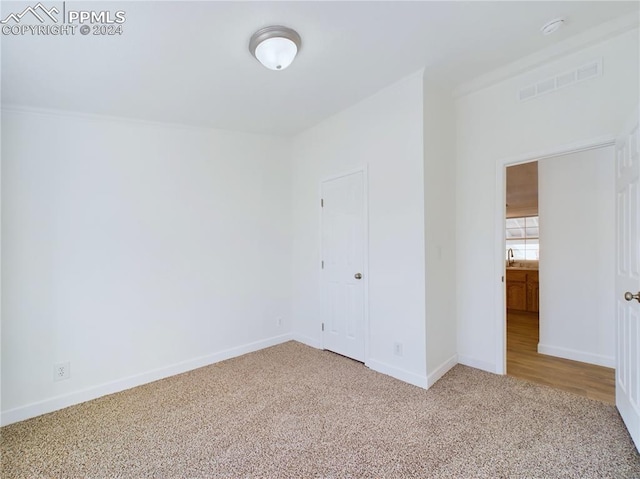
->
left=354, top=273, right=362, bottom=280
left=624, top=291, right=640, bottom=303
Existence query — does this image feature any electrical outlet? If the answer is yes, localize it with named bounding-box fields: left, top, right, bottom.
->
left=394, top=342, right=403, bottom=357
left=54, top=361, right=70, bottom=381
left=276, top=317, right=283, bottom=328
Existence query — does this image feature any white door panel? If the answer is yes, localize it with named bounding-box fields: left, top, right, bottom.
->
left=321, top=170, right=366, bottom=361
left=616, top=106, right=640, bottom=451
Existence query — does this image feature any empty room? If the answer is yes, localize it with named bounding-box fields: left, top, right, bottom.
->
left=1, top=1, right=639, bottom=477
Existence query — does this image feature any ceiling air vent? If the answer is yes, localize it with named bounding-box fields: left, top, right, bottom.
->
left=536, top=78, right=556, bottom=95
left=518, top=85, right=536, bottom=101
left=576, top=62, right=599, bottom=81
left=518, top=59, right=602, bottom=103
left=555, top=71, right=576, bottom=88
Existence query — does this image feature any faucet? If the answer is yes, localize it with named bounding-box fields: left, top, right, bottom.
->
left=507, top=248, right=515, bottom=267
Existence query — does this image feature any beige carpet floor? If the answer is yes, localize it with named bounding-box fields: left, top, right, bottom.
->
left=1, top=341, right=639, bottom=478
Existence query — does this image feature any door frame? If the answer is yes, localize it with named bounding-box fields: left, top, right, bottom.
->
left=319, top=165, right=370, bottom=363
left=494, top=136, right=615, bottom=374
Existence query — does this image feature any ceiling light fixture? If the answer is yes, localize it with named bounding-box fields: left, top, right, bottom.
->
left=249, top=25, right=301, bottom=71
left=540, top=18, right=565, bottom=35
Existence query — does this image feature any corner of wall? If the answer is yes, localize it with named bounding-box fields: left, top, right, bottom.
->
left=422, top=74, right=458, bottom=378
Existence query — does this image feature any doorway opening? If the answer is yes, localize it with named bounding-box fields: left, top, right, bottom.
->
left=502, top=146, right=616, bottom=403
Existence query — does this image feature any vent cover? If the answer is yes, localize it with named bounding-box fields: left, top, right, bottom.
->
left=518, top=59, right=602, bottom=102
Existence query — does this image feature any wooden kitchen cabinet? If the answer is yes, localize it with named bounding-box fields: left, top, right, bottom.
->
left=526, top=271, right=539, bottom=313
left=506, top=270, right=527, bottom=311
left=506, top=270, right=539, bottom=313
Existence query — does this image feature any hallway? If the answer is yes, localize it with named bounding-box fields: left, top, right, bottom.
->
left=507, top=311, right=615, bottom=404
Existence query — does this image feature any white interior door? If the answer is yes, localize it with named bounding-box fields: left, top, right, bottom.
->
left=615, top=107, right=640, bottom=451
left=321, top=170, right=366, bottom=362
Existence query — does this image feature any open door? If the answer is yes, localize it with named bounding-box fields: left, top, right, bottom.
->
left=615, top=106, right=640, bottom=451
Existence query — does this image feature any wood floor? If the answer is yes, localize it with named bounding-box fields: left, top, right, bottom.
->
left=507, top=310, right=615, bottom=404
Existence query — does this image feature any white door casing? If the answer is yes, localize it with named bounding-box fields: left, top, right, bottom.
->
left=321, top=169, right=366, bottom=362
left=615, top=106, right=640, bottom=451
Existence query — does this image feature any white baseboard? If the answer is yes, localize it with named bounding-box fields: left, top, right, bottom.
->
left=366, top=359, right=428, bottom=389
left=537, top=343, right=615, bottom=368
left=1, top=334, right=293, bottom=427
left=457, top=355, right=497, bottom=374
left=290, top=332, right=322, bottom=350
left=427, top=354, right=458, bottom=387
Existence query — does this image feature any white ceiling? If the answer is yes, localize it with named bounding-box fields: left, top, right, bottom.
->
left=2, top=1, right=638, bottom=135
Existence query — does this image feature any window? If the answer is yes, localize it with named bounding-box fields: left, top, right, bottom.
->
left=506, top=216, right=539, bottom=261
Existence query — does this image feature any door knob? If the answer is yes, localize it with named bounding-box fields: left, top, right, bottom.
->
left=354, top=273, right=362, bottom=280
left=624, top=291, right=640, bottom=303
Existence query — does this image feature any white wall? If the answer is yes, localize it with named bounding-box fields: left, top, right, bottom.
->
left=423, top=76, right=457, bottom=384
left=1, top=109, right=292, bottom=424
left=291, top=72, right=428, bottom=387
left=538, top=147, right=615, bottom=367
left=456, top=29, right=639, bottom=372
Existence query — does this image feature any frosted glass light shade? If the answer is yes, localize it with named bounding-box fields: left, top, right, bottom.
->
left=255, top=37, right=298, bottom=71
left=249, top=26, right=301, bottom=71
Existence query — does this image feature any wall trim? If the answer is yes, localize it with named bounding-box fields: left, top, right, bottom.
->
left=427, top=354, right=458, bottom=387
left=1, top=334, right=293, bottom=427
left=457, top=355, right=497, bottom=374
left=366, top=359, right=428, bottom=389
left=538, top=343, right=615, bottom=368
left=291, top=332, right=322, bottom=350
